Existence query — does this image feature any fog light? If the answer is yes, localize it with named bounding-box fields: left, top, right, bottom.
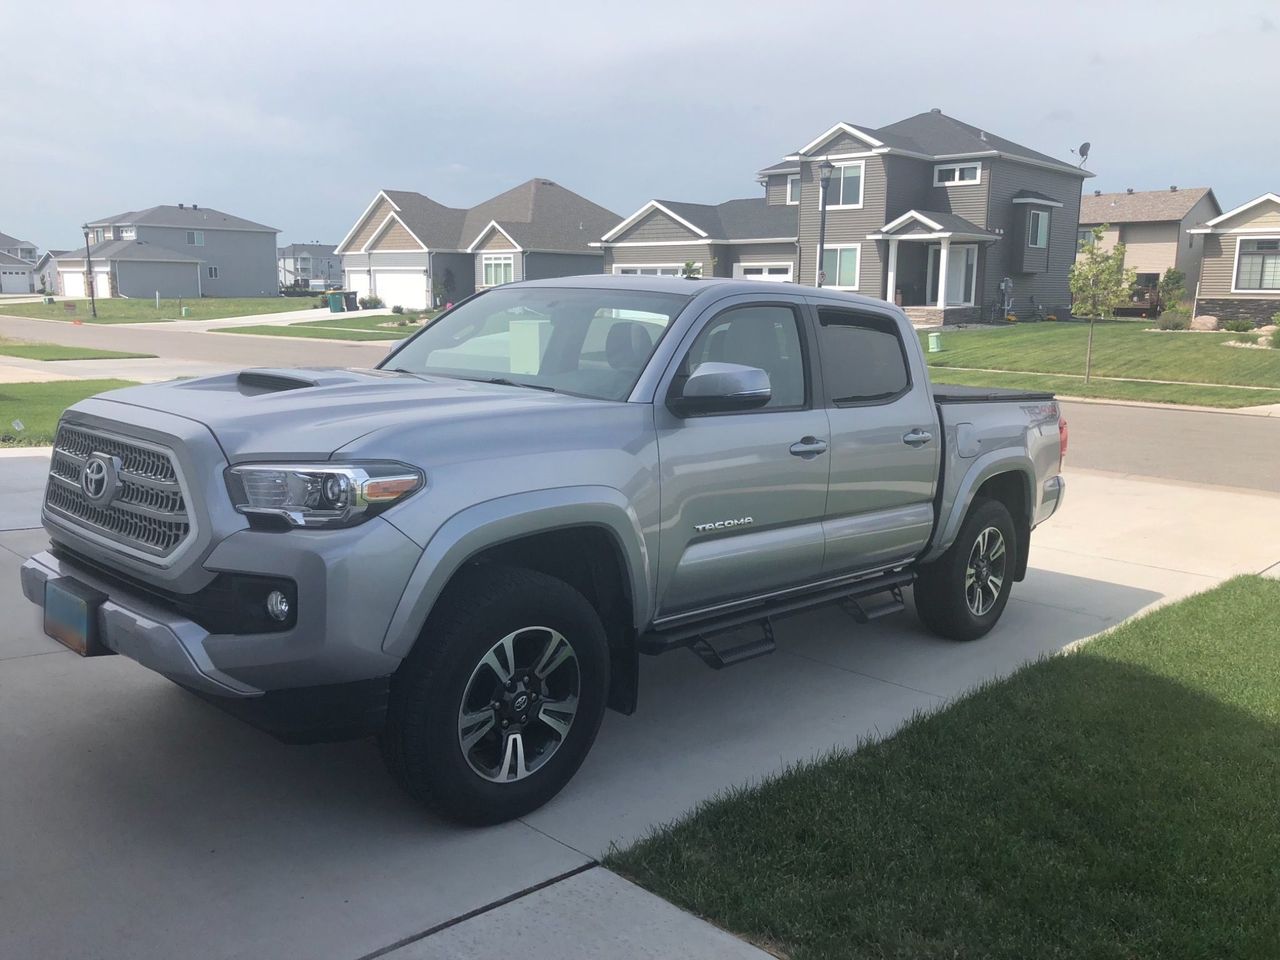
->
left=265, top=590, right=291, bottom=622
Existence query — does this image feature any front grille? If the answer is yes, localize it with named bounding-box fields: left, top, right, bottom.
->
left=45, top=424, right=193, bottom=560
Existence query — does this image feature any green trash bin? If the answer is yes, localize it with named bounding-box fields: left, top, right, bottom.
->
left=327, top=292, right=345, bottom=313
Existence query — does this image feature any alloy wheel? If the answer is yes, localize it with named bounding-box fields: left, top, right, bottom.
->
left=965, top=526, right=1007, bottom=617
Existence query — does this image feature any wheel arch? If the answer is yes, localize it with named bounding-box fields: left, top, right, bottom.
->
left=926, top=452, right=1035, bottom=581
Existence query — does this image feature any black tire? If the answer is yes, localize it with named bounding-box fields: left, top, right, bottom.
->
left=380, top=564, right=610, bottom=825
left=914, top=498, right=1018, bottom=642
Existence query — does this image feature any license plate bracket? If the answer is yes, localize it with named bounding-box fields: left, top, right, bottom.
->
left=44, top=577, right=110, bottom=657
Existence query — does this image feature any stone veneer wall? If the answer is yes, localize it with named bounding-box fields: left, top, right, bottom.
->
left=1193, top=298, right=1280, bottom=327
left=902, top=306, right=980, bottom=327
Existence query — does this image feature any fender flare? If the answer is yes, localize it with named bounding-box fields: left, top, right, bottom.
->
left=923, top=450, right=1034, bottom=563
left=380, top=486, right=652, bottom=658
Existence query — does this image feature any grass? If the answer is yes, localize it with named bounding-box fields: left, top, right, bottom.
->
left=0, top=297, right=316, bottom=324
left=0, top=380, right=138, bottom=446
left=0, top=337, right=154, bottom=362
left=213, top=312, right=430, bottom=342
left=928, top=366, right=1280, bottom=408
left=610, top=576, right=1280, bottom=960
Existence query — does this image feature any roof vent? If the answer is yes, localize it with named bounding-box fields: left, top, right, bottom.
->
left=1126, top=188, right=1134, bottom=194
left=930, top=107, right=942, bottom=114
left=1169, top=185, right=1177, bottom=192
left=178, top=203, right=184, bottom=209
left=192, top=203, right=199, bottom=210
left=979, top=130, right=987, bottom=141
left=1094, top=189, right=1102, bottom=196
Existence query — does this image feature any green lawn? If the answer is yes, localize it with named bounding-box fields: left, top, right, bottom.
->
left=920, top=321, right=1280, bottom=388
left=0, top=380, right=138, bottom=446
left=0, top=297, right=315, bottom=324
left=610, top=576, right=1280, bottom=960
left=928, top=367, right=1280, bottom=408
left=0, top=336, right=153, bottom=362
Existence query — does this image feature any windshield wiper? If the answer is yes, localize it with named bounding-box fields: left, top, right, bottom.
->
left=465, top=376, right=556, bottom=393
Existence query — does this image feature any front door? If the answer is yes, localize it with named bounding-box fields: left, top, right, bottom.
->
left=926, top=244, right=978, bottom=306
left=653, top=299, right=829, bottom=617
left=813, top=304, right=941, bottom=574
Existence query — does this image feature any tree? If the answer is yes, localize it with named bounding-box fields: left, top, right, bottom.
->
left=1150, top=267, right=1187, bottom=317
left=1069, top=225, right=1136, bottom=382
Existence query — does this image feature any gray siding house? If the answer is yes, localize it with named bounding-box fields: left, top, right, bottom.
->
left=0, top=230, right=38, bottom=262
left=278, top=243, right=340, bottom=289
left=58, top=204, right=279, bottom=299
left=335, top=180, right=620, bottom=309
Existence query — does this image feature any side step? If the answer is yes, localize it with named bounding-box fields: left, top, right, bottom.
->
left=638, top=568, right=914, bottom=664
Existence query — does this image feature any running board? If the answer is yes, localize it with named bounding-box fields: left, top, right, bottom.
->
left=689, top=621, right=776, bottom=670
left=638, top=569, right=915, bottom=660
left=841, top=586, right=905, bottom=623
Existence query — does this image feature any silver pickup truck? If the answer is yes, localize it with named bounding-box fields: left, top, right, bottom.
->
left=21, top=276, right=1066, bottom=823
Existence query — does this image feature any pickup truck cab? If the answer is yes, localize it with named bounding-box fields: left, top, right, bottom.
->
left=21, top=276, right=1066, bottom=823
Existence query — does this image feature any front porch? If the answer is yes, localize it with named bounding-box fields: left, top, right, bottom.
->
left=869, top=210, right=1000, bottom=326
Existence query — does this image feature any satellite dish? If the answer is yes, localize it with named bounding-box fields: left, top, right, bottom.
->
left=1073, top=141, right=1091, bottom=167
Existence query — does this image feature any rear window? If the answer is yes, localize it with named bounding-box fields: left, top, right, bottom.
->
left=816, top=309, right=911, bottom=404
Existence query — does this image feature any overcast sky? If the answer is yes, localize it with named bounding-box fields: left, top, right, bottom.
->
left=6, top=0, right=1277, bottom=249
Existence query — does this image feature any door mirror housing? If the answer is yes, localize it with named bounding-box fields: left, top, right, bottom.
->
left=669, top=362, right=772, bottom=416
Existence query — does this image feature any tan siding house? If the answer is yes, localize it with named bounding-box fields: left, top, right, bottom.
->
left=1189, top=193, right=1280, bottom=326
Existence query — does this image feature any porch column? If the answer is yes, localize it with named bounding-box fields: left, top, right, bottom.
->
left=936, top=238, right=950, bottom=308
left=886, top=238, right=899, bottom=305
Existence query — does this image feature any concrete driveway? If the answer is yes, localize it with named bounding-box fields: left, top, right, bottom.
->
left=3, top=459, right=1279, bottom=960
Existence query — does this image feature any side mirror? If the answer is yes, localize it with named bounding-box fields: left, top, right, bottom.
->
left=669, top=362, right=771, bottom=416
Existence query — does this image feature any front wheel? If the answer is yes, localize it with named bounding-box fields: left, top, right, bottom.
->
left=380, top=565, right=610, bottom=825
left=914, top=498, right=1017, bottom=641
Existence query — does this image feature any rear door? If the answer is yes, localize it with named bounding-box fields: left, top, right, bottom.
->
left=652, top=296, right=830, bottom=617
left=814, top=304, right=941, bottom=574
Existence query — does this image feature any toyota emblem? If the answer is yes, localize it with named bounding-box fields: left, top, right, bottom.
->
left=81, top=453, right=120, bottom=504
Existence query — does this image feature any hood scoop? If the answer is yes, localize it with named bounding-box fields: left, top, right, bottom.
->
left=236, top=369, right=321, bottom=394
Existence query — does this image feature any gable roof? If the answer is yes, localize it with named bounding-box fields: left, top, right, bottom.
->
left=56, top=239, right=203, bottom=264
left=0, top=230, right=37, bottom=253
left=86, top=205, right=278, bottom=233
left=871, top=209, right=999, bottom=240
left=602, top=198, right=797, bottom=244
left=342, top=180, right=620, bottom=255
left=0, top=250, right=34, bottom=267
left=760, top=109, right=1090, bottom=179
left=1080, top=187, right=1217, bottom=225
left=1185, top=192, right=1280, bottom=234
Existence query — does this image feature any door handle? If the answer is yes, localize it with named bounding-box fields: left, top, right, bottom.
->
left=789, top=436, right=828, bottom=458
left=903, top=429, right=933, bottom=447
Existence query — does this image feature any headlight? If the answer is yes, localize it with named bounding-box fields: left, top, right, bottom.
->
left=225, top=462, right=423, bottom=528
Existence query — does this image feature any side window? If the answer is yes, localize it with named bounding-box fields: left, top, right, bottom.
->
left=678, top=305, right=807, bottom=410
left=817, top=309, right=911, bottom=404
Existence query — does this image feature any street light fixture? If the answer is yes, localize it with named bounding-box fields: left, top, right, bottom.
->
left=816, top=160, right=835, bottom=287
left=81, top=225, right=98, bottom=319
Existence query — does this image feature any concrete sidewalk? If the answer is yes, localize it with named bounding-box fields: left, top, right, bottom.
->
left=0, top=356, right=237, bottom=384
left=2, top=464, right=1278, bottom=960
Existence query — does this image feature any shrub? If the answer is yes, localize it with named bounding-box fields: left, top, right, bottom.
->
left=391, top=304, right=404, bottom=314
left=315, top=297, right=328, bottom=308
left=357, top=295, right=384, bottom=309
left=1221, top=318, right=1255, bottom=333
left=1157, top=305, right=1191, bottom=330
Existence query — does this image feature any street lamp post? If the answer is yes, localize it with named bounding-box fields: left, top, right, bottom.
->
left=81, top=226, right=98, bottom=319
left=815, top=160, right=834, bottom=287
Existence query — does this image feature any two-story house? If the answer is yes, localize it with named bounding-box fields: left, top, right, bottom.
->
left=600, top=110, right=1091, bottom=324
left=278, top=243, right=340, bottom=290
left=56, top=204, right=279, bottom=299
left=0, top=230, right=38, bottom=262
left=1077, top=187, right=1220, bottom=301
left=335, top=179, right=620, bottom=309
left=0, top=230, right=38, bottom=294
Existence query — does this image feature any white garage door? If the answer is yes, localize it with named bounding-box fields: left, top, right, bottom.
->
left=373, top=271, right=427, bottom=310
left=1, top=268, right=30, bottom=294
left=733, top=263, right=794, bottom=282
left=346, top=271, right=369, bottom=300
left=62, top=270, right=86, bottom=298
left=93, top=269, right=112, bottom=297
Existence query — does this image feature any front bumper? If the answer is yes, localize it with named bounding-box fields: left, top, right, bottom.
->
left=20, top=517, right=423, bottom=737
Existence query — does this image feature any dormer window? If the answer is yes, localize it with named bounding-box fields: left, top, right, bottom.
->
left=786, top=175, right=801, bottom=205
left=934, top=163, right=981, bottom=186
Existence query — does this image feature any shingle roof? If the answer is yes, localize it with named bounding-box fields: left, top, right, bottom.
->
left=382, top=180, right=621, bottom=254
left=0, top=250, right=33, bottom=266
left=56, top=239, right=203, bottom=264
left=278, top=243, right=337, bottom=257
left=1012, top=189, right=1063, bottom=205
left=648, top=198, right=798, bottom=241
left=759, top=109, right=1087, bottom=178
left=86, top=205, right=278, bottom=233
left=1079, top=187, right=1216, bottom=224
left=0, top=230, right=37, bottom=252
left=878, top=210, right=998, bottom=239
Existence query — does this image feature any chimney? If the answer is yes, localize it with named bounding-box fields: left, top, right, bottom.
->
left=1094, top=189, right=1102, bottom=196
left=1169, top=186, right=1177, bottom=192
left=1126, top=188, right=1134, bottom=194
left=178, top=203, right=184, bottom=209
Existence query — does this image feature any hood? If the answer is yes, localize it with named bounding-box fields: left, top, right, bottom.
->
left=91, top=367, right=601, bottom=461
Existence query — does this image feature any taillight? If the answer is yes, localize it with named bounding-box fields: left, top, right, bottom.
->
left=1058, top=417, right=1069, bottom=463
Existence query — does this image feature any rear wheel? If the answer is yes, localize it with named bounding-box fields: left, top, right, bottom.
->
left=380, top=565, right=610, bottom=824
left=914, top=498, right=1017, bottom=641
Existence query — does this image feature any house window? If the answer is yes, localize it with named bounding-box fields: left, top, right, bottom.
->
left=612, top=264, right=698, bottom=277
left=1077, top=228, right=1095, bottom=250
left=93, top=228, right=104, bottom=243
left=786, top=175, right=801, bottom=205
left=187, top=230, right=204, bottom=246
left=482, top=253, right=514, bottom=286
left=823, top=161, right=864, bottom=209
left=207, top=266, right=219, bottom=279
left=1235, top=238, right=1280, bottom=291
left=819, top=244, right=860, bottom=289
left=733, top=263, right=794, bottom=282
left=1028, top=209, right=1049, bottom=249
left=120, top=227, right=135, bottom=239
left=934, top=163, right=981, bottom=186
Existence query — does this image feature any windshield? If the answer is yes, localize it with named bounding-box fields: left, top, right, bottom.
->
left=383, top=286, right=691, bottom=400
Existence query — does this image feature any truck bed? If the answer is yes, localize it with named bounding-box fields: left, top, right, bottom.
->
left=933, top=384, right=1055, bottom=404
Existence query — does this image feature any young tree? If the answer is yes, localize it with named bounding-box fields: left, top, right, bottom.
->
left=1069, top=226, right=1136, bottom=382
left=1151, top=267, right=1187, bottom=317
